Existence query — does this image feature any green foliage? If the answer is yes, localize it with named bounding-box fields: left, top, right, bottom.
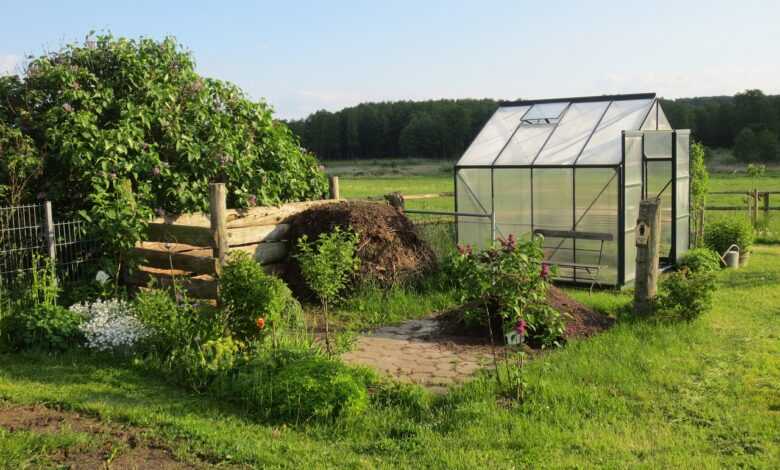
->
left=295, top=227, right=360, bottom=306
left=704, top=217, right=755, bottom=254
left=176, top=336, right=245, bottom=390
left=133, top=288, right=223, bottom=357
left=447, top=236, right=564, bottom=348
left=0, top=34, right=327, bottom=262
left=655, top=269, right=717, bottom=322
left=219, top=251, right=302, bottom=341
left=214, top=348, right=373, bottom=423
left=0, top=257, right=83, bottom=352
left=690, top=141, right=709, bottom=246
left=677, top=247, right=721, bottom=273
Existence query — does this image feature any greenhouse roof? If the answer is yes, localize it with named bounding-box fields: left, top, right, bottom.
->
left=456, top=93, right=672, bottom=167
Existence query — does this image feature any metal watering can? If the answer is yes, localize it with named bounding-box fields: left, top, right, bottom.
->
left=721, top=244, right=740, bottom=269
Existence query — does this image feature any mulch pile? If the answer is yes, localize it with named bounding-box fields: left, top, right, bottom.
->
left=284, top=201, right=436, bottom=296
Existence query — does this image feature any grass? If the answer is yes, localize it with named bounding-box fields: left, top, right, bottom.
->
left=1, top=246, right=779, bottom=467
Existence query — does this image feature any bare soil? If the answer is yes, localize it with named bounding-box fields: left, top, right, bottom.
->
left=0, top=402, right=201, bottom=469
left=284, top=201, right=436, bottom=295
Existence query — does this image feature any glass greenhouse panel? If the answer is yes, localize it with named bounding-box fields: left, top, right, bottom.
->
left=535, top=101, right=610, bottom=166
left=533, top=169, right=574, bottom=268
left=574, top=169, right=619, bottom=285
left=493, top=124, right=555, bottom=165
left=646, top=160, right=673, bottom=259
left=641, top=101, right=658, bottom=130
left=578, top=99, right=654, bottom=165
left=676, top=132, right=690, bottom=177
left=456, top=106, right=529, bottom=166
left=494, top=169, right=532, bottom=239
left=644, top=131, right=673, bottom=159
left=456, top=169, right=492, bottom=249
left=676, top=177, right=691, bottom=260
left=522, top=102, right=569, bottom=123
left=676, top=216, right=690, bottom=261
left=623, top=133, right=644, bottom=283
left=658, top=106, right=672, bottom=130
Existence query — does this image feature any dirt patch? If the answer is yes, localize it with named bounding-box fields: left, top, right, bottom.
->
left=0, top=402, right=199, bottom=468
left=284, top=201, right=436, bottom=295
left=434, top=286, right=614, bottom=343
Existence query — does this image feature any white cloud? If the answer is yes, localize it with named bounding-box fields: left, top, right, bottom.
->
left=0, top=54, right=22, bottom=76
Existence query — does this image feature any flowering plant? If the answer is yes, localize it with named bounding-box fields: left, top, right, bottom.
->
left=71, top=298, right=149, bottom=353
left=448, top=234, right=565, bottom=348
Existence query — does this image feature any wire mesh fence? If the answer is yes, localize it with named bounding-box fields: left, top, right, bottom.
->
left=0, top=203, right=99, bottom=288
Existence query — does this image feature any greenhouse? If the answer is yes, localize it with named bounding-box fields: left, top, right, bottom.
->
left=455, top=93, right=690, bottom=287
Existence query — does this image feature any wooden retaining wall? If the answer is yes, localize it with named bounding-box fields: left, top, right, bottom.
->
left=126, top=180, right=340, bottom=299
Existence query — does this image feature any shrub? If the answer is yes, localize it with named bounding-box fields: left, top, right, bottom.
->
left=294, top=227, right=360, bottom=354
left=655, top=269, right=717, bottom=322
left=219, top=251, right=303, bottom=342
left=0, top=34, right=327, bottom=265
left=447, top=235, right=564, bottom=348
left=70, top=299, right=148, bottom=353
left=133, top=288, right=223, bottom=357
left=677, top=247, right=721, bottom=273
left=704, top=218, right=755, bottom=254
left=176, top=336, right=245, bottom=390
left=215, top=348, right=373, bottom=423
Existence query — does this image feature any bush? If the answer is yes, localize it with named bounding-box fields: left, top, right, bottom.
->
left=219, top=251, right=303, bottom=342
left=655, top=269, right=717, bottom=322
left=677, top=247, right=721, bottom=273
left=447, top=235, right=564, bottom=348
left=704, top=218, right=755, bottom=255
left=133, top=288, right=223, bottom=357
left=214, top=348, right=373, bottom=423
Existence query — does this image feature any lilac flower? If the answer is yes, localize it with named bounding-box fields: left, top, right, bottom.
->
left=247, top=194, right=257, bottom=207
left=516, top=319, right=527, bottom=337
left=540, top=262, right=550, bottom=279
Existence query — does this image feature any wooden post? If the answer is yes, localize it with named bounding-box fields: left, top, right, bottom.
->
left=764, top=192, right=770, bottom=216
left=752, top=189, right=759, bottom=226
left=328, top=175, right=340, bottom=200
left=634, top=198, right=661, bottom=316
left=42, top=201, right=56, bottom=263
left=209, top=183, right=228, bottom=275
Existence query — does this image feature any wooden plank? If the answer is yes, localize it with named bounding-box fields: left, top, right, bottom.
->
left=147, top=223, right=211, bottom=246
left=227, top=224, right=290, bottom=246
left=135, top=241, right=205, bottom=253
left=43, top=201, right=56, bottom=262
left=150, top=199, right=339, bottom=228
left=132, top=246, right=216, bottom=275
left=228, top=241, right=288, bottom=265
left=125, top=268, right=217, bottom=299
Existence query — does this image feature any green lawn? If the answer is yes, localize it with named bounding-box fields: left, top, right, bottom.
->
left=1, top=246, right=779, bottom=468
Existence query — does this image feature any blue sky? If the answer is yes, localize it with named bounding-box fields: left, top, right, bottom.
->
left=1, top=1, right=779, bottom=119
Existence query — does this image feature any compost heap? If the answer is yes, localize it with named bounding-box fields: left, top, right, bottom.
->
left=285, top=201, right=436, bottom=294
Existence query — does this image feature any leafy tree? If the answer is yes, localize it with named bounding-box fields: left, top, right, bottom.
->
left=756, top=129, right=779, bottom=162
left=690, top=141, right=709, bottom=246
left=0, top=34, right=327, bottom=267
left=734, top=128, right=760, bottom=162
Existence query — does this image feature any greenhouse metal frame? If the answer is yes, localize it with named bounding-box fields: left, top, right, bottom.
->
left=454, top=93, right=690, bottom=287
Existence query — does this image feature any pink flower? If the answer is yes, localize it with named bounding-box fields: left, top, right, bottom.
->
left=499, top=233, right=516, bottom=251
left=247, top=194, right=257, bottom=207
left=457, top=244, right=473, bottom=256
left=540, top=262, right=550, bottom=279
left=516, top=319, right=527, bottom=337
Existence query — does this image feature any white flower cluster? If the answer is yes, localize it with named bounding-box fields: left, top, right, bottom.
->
left=71, top=299, right=149, bottom=352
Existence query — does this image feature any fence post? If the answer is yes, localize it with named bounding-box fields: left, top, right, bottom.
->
left=634, top=198, right=661, bottom=316
left=764, top=192, right=770, bottom=216
left=43, top=201, right=56, bottom=263
left=752, top=189, right=759, bottom=226
left=328, top=176, right=340, bottom=200
left=209, top=183, right=228, bottom=276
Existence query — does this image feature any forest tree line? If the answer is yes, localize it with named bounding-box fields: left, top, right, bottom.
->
left=286, top=90, right=780, bottom=162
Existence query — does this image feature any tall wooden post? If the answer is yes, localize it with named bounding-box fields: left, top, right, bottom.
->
left=752, top=189, right=759, bottom=226
left=764, top=192, right=770, bottom=216
left=634, top=198, right=661, bottom=316
left=209, top=183, right=228, bottom=276
left=42, top=201, right=56, bottom=263
left=328, top=176, right=340, bottom=200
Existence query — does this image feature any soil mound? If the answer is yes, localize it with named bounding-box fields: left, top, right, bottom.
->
left=285, top=201, right=436, bottom=295
left=435, top=286, right=614, bottom=344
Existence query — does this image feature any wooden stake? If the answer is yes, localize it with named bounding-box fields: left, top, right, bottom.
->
left=634, top=198, right=661, bottom=316
left=328, top=175, right=340, bottom=200
left=209, top=183, right=228, bottom=275
left=43, top=201, right=56, bottom=263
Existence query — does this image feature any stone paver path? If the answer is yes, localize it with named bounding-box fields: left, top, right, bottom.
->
left=342, top=318, right=492, bottom=393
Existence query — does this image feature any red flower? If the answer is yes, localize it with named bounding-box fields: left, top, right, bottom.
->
left=540, top=262, right=550, bottom=279
left=457, top=244, right=473, bottom=256
left=516, top=319, right=527, bottom=337
left=256, top=317, right=266, bottom=330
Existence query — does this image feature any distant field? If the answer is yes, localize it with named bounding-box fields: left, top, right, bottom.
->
left=333, top=158, right=780, bottom=242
